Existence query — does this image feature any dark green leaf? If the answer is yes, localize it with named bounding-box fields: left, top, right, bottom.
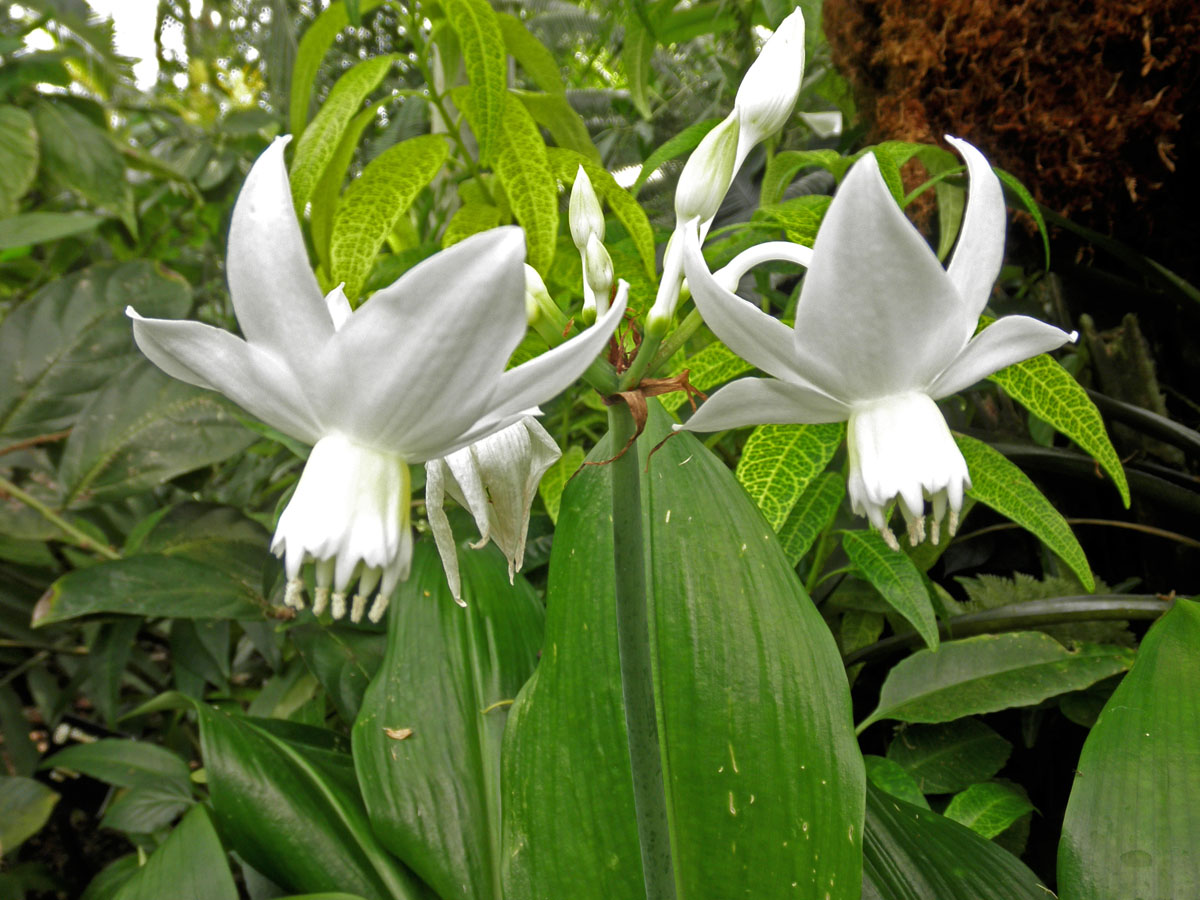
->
left=43, top=738, right=191, bottom=795
left=863, top=756, right=929, bottom=810
left=943, top=781, right=1033, bottom=840
left=111, top=805, right=237, bottom=900
left=843, top=530, right=939, bottom=650
left=291, top=625, right=385, bottom=723
left=0, top=105, right=38, bottom=217
left=0, top=211, right=107, bottom=249
left=0, top=776, right=60, bottom=855
left=885, top=718, right=1011, bottom=794
left=496, top=13, right=564, bottom=95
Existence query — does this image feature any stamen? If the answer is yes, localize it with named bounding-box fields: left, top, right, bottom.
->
left=929, top=516, right=941, bottom=546
left=284, top=577, right=306, bottom=610
left=350, top=593, right=368, bottom=623
left=948, top=508, right=960, bottom=537
left=367, top=595, right=389, bottom=623
left=312, top=586, right=330, bottom=617
left=880, top=525, right=900, bottom=552
left=331, top=591, right=348, bottom=620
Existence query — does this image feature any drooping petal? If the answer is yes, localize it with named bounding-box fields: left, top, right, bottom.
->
left=225, top=137, right=334, bottom=359
left=791, top=152, right=970, bottom=400
left=424, top=458, right=466, bottom=604
left=944, top=136, right=1007, bottom=321
left=127, top=309, right=323, bottom=443
left=311, top=227, right=528, bottom=456
left=926, top=315, right=1077, bottom=399
left=679, top=376, right=850, bottom=433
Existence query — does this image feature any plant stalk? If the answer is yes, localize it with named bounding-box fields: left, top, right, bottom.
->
left=0, top=475, right=120, bottom=561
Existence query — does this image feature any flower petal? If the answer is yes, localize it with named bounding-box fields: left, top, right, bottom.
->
left=324, top=283, right=352, bottom=331
left=424, top=459, right=464, bottom=602
left=926, top=315, right=1077, bottom=399
left=944, top=136, right=1007, bottom=320
left=226, top=137, right=334, bottom=359
left=128, top=308, right=323, bottom=443
left=791, top=152, right=970, bottom=399
left=679, top=376, right=850, bottom=433
left=312, top=227, right=528, bottom=456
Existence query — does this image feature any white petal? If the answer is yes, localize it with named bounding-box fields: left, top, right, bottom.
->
left=734, top=7, right=805, bottom=154
left=791, top=152, right=971, bottom=399
left=944, top=136, right=1007, bottom=320
left=312, top=228, right=528, bottom=456
left=711, top=240, right=813, bottom=292
left=128, top=308, right=323, bottom=443
left=926, top=316, right=1077, bottom=399
left=424, top=459, right=463, bottom=602
left=679, top=377, right=850, bottom=433
left=226, top=137, right=334, bottom=359
left=324, top=283, right=352, bottom=331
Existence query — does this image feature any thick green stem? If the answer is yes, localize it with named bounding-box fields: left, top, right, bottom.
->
left=619, top=333, right=662, bottom=391
left=0, top=475, right=120, bottom=560
left=607, top=403, right=676, bottom=900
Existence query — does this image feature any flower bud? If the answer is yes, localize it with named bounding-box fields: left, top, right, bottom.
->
left=569, top=165, right=604, bottom=252
left=584, top=233, right=614, bottom=316
left=674, top=112, right=740, bottom=225
left=734, top=8, right=806, bottom=154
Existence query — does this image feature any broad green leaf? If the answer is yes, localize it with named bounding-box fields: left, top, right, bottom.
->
left=751, top=195, right=832, bottom=246
left=290, top=55, right=396, bottom=209
left=777, top=471, right=844, bottom=566
left=128, top=503, right=274, bottom=593
left=56, top=361, right=256, bottom=508
left=633, top=118, right=721, bottom=195
left=515, top=91, right=601, bottom=164
left=0, top=211, right=106, bottom=248
left=0, top=105, right=39, bottom=217
left=0, top=262, right=190, bottom=448
left=994, top=168, right=1050, bottom=268
left=843, top=530, right=939, bottom=650
left=760, top=149, right=848, bottom=206
left=943, top=781, right=1032, bottom=840
left=43, top=739, right=191, bottom=797
left=79, top=856, right=140, bottom=900
left=196, top=708, right=426, bottom=900
left=0, top=776, right=59, bottom=856
left=536, top=443, right=584, bottom=525
left=859, top=631, right=1135, bottom=731
left=496, top=13, right=563, bottom=95
left=1058, top=598, right=1200, bottom=898
left=330, top=134, right=448, bottom=300
left=503, top=402, right=864, bottom=899
left=863, top=755, right=929, bottom=810
left=100, top=782, right=192, bottom=835
left=446, top=0, right=507, bottom=162
left=0, top=685, right=38, bottom=776
left=987, top=351, right=1129, bottom=507
left=623, top=12, right=655, bottom=120
left=864, top=783, right=1049, bottom=899
left=111, top=806, right=237, bottom=900
left=441, top=201, right=502, bottom=249
left=885, top=718, right=1011, bottom=794
left=662, top=341, right=753, bottom=414
left=291, top=625, right=384, bottom=724
left=353, top=541, right=543, bottom=900
left=954, top=433, right=1095, bottom=591
left=735, top=422, right=843, bottom=531
left=840, top=608, right=884, bottom=685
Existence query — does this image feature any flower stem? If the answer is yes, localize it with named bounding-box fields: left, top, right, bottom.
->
left=0, top=475, right=120, bottom=561
left=607, top=402, right=677, bottom=900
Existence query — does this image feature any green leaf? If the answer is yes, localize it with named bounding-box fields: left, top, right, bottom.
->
left=869, top=141, right=925, bottom=204
left=734, top=422, right=844, bottom=531
left=329, top=133, right=448, bottom=301
left=290, top=55, right=396, bottom=210
left=496, top=12, right=563, bottom=95
left=864, top=783, right=1050, bottom=899
left=859, top=631, right=1135, bottom=731
left=0, top=262, right=190, bottom=448
left=760, top=149, right=848, bottom=206
left=863, top=755, right=930, bottom=810
left=943, top=781, right=1033, bottom=840
left=661, top=341, right=753, bottom=414
left=129, top=503, right=274, bottom=594
left=502, top=402, right=864, bottom=898
left=441, top=201, right=502, bottom=249
left=777, top=471, right=844, bottom=566
left=843, top=530, right=939, bottom=650
left=43, top=739, right=191, bottom=796
left=994, top=168, right=1049, bottom=268
left=1058, top=598, right=1200, bottom=898
left=536, top=443, right=584, bottom=525
left=446, top=0, right=507, bottom=162
left=291, top=625, right=384, bottom=724
left=111, top=805, right=237, bottom=900
left=515, top=91, right=601, bottom=164
left=633, top=118, right=720, bottom=196
left=0, top=105, right=39, bottom=217
left=80, top=856, right=140, bottom=900
left=100, top=783, right=192, bottom=835
left=751, top=195, right=832, bottom=246
left=987, top=350, right=1129, bottom=507
left=885, top=718, right=1012, bottom=794
left=0, top=211, right=106, bottom=249
left=56, top=361, right=256, bottom=508
left=196, top=708, right=426, bottom=900
left=954, top=433, right=1095, bottom=591
left=0, top=776, right=59, bottom=856
left=353, top=541, right=543, bottom=900
left=623, top=13, right=655, bottom=120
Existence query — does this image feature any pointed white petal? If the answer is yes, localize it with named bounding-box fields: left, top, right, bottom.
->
left=927, top=316, right=1077, bottom=399
left=226, top=137, right=333, bottom=358
left=424, top=459, right=463, bottom=601
left=711, top=240, right=813, bottom=292
left=944, top=136, right=1007, bottom=320
left=128, top=309, right=322, bottom=443
left=680, top=376, right=850, bottom=433
left=324, top=283, right=352, bottom=331
left=792, top=152, right=971, bottom=399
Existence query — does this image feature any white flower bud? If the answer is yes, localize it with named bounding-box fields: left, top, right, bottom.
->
left=674, top=113, right=740, bottom=225
left=584, top=233, right=614, bottom=317
left=524, top=264, right=551, bottom=325
left=734, top=8, right=806, bottom=154
left=569, top=165, right=604, bottom=252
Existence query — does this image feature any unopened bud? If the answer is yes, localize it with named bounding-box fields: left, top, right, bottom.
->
left=569, top=165, right=604, bottom=252
left=734, top=8, right=806, bottom=154
left=523, top=264, right=568, bottom=332
left=584, top=234, right=614, bottom=317
left=674, top=112, right=739, bottom=224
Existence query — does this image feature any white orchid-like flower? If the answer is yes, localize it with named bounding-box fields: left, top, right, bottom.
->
left=425, top=416, right=561, bottom=602
left=680, top=136, right=1077, bottom=549
left=128, top=137, right=625, bottom=622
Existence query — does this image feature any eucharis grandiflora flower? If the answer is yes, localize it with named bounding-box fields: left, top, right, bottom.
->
left=425, top=417, right=561, bottom=602
left=680, top=136, right=1077, bottom=549
left=127, top=137, right=626, bottom=622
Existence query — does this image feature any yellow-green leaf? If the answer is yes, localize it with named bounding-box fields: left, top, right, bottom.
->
left=734, top=422, right=844, bottom=531
left=662, top=341, right=753, bottom=414
left=516, top=91, right=601, bottom=164
left=445, top=0, right=507, bottom=162
left=441, top=202, right=502, bottom=249
left=843, top=530, right=939, bottom=650
left=289, top=1, right=385, bottom=138
left=496, top=12, right=563, bottom=95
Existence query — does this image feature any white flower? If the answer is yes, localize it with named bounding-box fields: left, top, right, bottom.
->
left=128, top=137, right=626, bottom=622
left=679, top=136, right=1077, bottom=549
left=733, top=7, right=806, bottom=170
left=568, top=165, right=603, bottom=252
left=425, top=417, right=561, bottom=602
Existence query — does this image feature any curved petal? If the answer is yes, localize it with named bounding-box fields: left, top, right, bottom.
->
left=312, top=227, right=528, bottom=454
left=128, top=309, right=323, bottom=443
left=926, top=315, right=1077, bottom=399
left=679, top=376, right=850, bottom=433
left=944, top=136, right=1007, bottom=320
left=226, top=137, right=333, bottom=359
left=791, top=152, right=970, bottom=400
left=711, top=240, right=813, bottom=292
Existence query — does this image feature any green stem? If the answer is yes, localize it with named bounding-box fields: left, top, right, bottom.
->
left=0, top=475, right=120, bottom=561
left=607, top=403, right=676, bottom=900
left=649, top=309, right=704, bottom=374
left=619, top=333, right=662, bottom=391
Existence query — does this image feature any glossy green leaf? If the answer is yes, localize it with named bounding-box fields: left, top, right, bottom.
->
left=43, top=739, right=191, bottom=797
left=446, top=0, right=507, bottom=162
left=859, top=632, right=1135, bottom=731
left=863, top=756, right=929, bottom=810
left=633, top=118, right=720, bottom=195
left=885, top=718, right=1011, bottom=794
left=863, top=783, right=1049, bottom=899
left=536, top=443, right=584, bottom=525
left=353, top=541, right=543, bottom=900
left=79, top=856, right=140, bottom=900
left=128, top=503, right=274, bottom=593
left=503, top=402, right=864, bottom=899
left=496, top=12, right=562, bottom=95
left=943, top=781, right=1032, bottom=840
left=196, top=707, right=427, bottom=900
left=843, top=530, right=939, bottom=650
left=760, top=149, right=848, bottom=205
left=330, top=134, right=448, bottom=300
left=777, top=471, right=845, bottom=566
left=662, top=341, right=753, bottom=414
left=111, top=805, right=237, bottom=900
left=290, top=55, right=396, bottom=209
left=0, top=211, right=107, bottom=248
left=751, top=195, right=832, bottom=246
left=0, top=105, right=37, bottom=217
left=441, top=201, right=502, bottom=249
left=735, top=422, right=844, bottom=531
left=291, top=625, right=384, bottom=723
left=516, top=91, right=601, bottom=164
left=954, top=433, right=1094, bottom=592
left=1058, top=598, right=1200, bottom=898
left=0, top=776, right=59, bottom=856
